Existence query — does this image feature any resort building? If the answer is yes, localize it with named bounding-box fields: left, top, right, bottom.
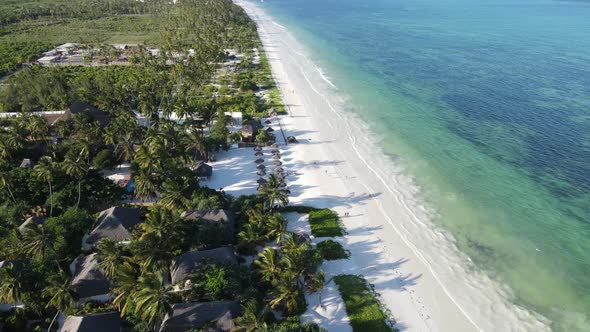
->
left=82, top=207, right=142, bottom=249
left=180, top=209, right=236, bottom=236
left=159, top=301, right=241, bottom=332
left=70, top=254, right=112, bottom=303
left=60, top=312, right=125, bottom=332
left=170, top=247, right=238, bottom=286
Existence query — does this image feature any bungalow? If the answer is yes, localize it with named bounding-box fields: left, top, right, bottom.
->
left=60, top=312, right=125, bottom=332
left=170, top=247, right=237, bottom=285
left=159, top=301, right=241, bottom=332
left=241, top=119, right=262, bottom=143
left=70, top=254, right=111, bottom=303
left=38, top=55, right=60, bottom=66
left=82, top=207, right=142, bottom=249
left=180, top=209, right=235, bottom=236
left=194, top=161, right=212, bottom=178
left=66, top=101, right=111, bottom=128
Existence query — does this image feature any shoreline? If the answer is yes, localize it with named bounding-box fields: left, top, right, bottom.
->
left=234, top=1, right=551, bottom=331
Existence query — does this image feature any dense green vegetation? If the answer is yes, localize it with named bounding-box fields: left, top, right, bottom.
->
left=317, top=240, right=350, bottom=260
left=309, top=209, right=345, bottom=237
left=0, top=1, right=323, bottom=330
left=0, top=0, right=156, bottom=76
left=334, top=275, right=394, bottom=332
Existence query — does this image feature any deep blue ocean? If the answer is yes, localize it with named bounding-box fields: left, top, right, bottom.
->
left=254, top=0, right=590, bottom=330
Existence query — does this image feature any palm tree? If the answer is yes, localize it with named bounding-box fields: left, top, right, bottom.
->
left=269, top=270, right=301, bottom=315
left=61, top=157, right=88, bottom=208
left=133, top=271, right=173, bottom=331
left=96, top=240, right=124, bottom=280
left=26, top=115, right=49, bottom=142
left=307, top=270, right=326, bottom=307
left=113, top=262, right=140, bottom=316
left=21, top=223, right=53, bottom=261
left=265, top=213, right=287, bottom=243
left=255, top=247, right=282, bottom=283
left=0, top=265, right=22, bottom=310
left=0, top=170, right=17, bottom=203
left=134, top=171, right=158, bottom=201
left=257, top=174, right=289, bottom=211
left=44, top=272, right=76, bottom=332
left=236, top=299, right=268, bottom=332
left=158, top=179, right=189, bottom=210
left=33, top=156, right=55, bottom=216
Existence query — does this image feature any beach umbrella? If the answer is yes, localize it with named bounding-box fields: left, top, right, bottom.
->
left=271, top=143, right=278, bottom=148
left=257, top=178, right=268, bottom=185
left=275, top=167, right=285, bottom=173
left=273, top=160, right=282, bottom=166
left=256, top=170, right=266, bottom=176
left=271, top=149, right=280, bottom=154
left=254, top=146, right=262, bottom=151
left=266, top=127, right=275, bottom=132
left=256, top=164, right=266, bottom=169
left=272, top=155, right=280, bottom=160
left=264, top=119, right=272, bottom=124
left=254, top=151, right=263, bottom=156
left=254, top=158, right=264, bottom=164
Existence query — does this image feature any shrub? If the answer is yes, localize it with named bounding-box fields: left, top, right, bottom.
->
left=308, top=209, right=344, bottom=237
left=92, top=148, right=116, bottom=170
left=316, top=240, right=350, bottom=260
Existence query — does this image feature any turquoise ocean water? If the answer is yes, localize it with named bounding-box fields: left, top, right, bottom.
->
left=253, top=0, right=590, bottom=330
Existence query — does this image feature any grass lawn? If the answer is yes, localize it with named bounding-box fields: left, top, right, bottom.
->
left=317, top=239, right=350, bottom=260
left=308, top=208, right=345, bottom=237
left=334, top=275, right=394, bottom=332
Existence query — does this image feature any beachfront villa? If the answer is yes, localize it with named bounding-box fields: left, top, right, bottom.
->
left=70, top=254, right=112, bottom=304
left=60, top=312, right=124, bottom=332
left=82, top=207, right=142, bottom=249
left=159, top=301, right=241, bottom=332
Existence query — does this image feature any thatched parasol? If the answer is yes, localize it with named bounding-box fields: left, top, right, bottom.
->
left=257, top=178, right=268, bottom=185
left=256, top=170, right=266, bottom=176
left=256, top=164, right=266, bottom=169
left=272, top=155, right=280, bottom=160
left=254, top=151, right=263, bottom=157
left=271, top=143, right=279, bottom=148
left=254, top=146, right=262, bottom=151
left=271, top=149, right=280, bottom=154
left=254, top=158, right=264, bottom=164
left=264, top=119, right=272, bottom=124
left=273, top=160, right=282, bottom=166
left=275, top=167, right=285, bottom=173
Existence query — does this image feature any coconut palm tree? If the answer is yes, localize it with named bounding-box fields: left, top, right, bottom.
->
left=113, top=262, right=140, bottom=316
left=0, top=170, right=17, bottom=203
left=236, top=299, right=269, bottom=332
left=133, top=271, right=173, bottom=331
left=0, top=265, right=22, bottom=310
left=32, top=156, right=55, bottom=216
left=265, top=213, right=287, bottom=243
left=158, top=179, right=189, bottom=210
left=255, top=247, right=282, bottom=283
left=134, top=171, right=158, bottom=201
left=21, top=222, right=53, bottom=261
left=96, top=239, right=124, bottom=280
left=61, top=157, right=88, bottom=208
left=257, top=174, right=289, bottom=211
left=44, top=272, right=76, bottom=332
left=269, top=270, right=301, bottom=315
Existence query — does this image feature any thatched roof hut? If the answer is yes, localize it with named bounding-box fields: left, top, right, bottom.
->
left=272, top=154, right=280, bottom=160
left=273, top=160, right=282, bottom=166
left=170, top=247, right=237, bottom=285
left=241, top=120, right=262, bottom=142
left=256, top=164, right=266, bottom=169
left=159, top=301, right=241, bottom=332
left=61, top=312, right=124, bottom=332
left=254, top=151, right=263, bottom=157
left=257, top=178, right=268, bottom=185
left=83, top=207, right=142, bottom=248
left=254, top=158, right=265, bottom=164
left=71, top=254, right=111, bottom=300
left=180, top=209, right=235, bottom=235
left=194, top=161, right=212, bottom=178
left=256, top=170, right=266, bottom=176
left=254, top=146, right=262, bottom=151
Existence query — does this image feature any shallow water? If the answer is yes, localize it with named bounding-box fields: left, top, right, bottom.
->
left=252, top=0, right=590, bottom=330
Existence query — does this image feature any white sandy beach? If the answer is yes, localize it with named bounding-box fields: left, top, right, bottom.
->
left=220, top=1, right=553, bottom=331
